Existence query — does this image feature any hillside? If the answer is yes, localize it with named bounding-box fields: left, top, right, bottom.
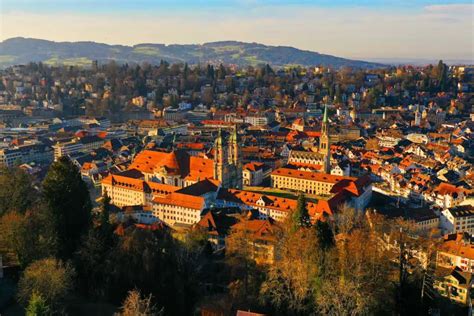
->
left=0, top=37, right=383, bottom=68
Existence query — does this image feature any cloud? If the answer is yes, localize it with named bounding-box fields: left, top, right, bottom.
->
left=424, top=3, right=473, bottom=13
left=1, top=3, right=472, bottom=60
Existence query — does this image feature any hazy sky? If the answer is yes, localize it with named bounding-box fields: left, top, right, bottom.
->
left=1, top=0, right=473, bottom=60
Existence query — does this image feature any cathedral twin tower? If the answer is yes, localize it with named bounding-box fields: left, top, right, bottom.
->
left=213, top=126, right=243, bottom=189
left=212, top=105, right=329, bottom=190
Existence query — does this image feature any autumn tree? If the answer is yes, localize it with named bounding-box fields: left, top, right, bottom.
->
left=315, top=206, right=396, bottom=315
left=260, top=217, right=320, bottom=315
left=26, top=292, right=51, bottom=316
left=0, top=167, right=37, bottom=216
left=0, top=206, right=56, bottom=268
left=117, top=289, right=162, bottom=316
left=18, top=258, right=75, bottom=309
left=225, top=216, right=266, bottom=310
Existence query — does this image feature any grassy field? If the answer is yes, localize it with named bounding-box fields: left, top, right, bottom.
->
left=243, top=55, right=265, bottom=66
left=44, top=56, right=92, bottom=67
left=211, top=45, right=242, bottom=52
left=0, top=55, right=16, bottom=63
left=0, top=55, right=17, bottom=67
left=244, top=186, right=324, bottom=203
left=132, top=46, right=161, bottom=56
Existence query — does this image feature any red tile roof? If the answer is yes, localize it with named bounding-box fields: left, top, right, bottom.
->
left=153, top=193, right=205, bottom=210
left=271, top=168, right=356, bottom=184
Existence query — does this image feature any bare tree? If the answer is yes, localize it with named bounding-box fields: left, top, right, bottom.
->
left=116, top=289, right=162, bottom=316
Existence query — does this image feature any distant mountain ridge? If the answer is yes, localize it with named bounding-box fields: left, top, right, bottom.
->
left=0, top=37, right=384, bottom=68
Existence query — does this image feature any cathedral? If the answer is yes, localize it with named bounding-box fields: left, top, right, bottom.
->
left=213, top=126, right=243, bottom=189
left=124, top=126, right=242, bottom=189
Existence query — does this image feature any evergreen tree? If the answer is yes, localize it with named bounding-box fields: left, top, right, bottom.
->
left=74, top=195, right=115, bottom=298
left=217, top=63, right=226, bottom=80
left=183, top=63, right=189, bottom=80
left=206, top=64, right=215, bottom=80
left=42, top=157, right=92, bottom=259
left=264, top=64, right=274, bottom=75
left=292, top=194, right=310, bottom=229
left=314, top=220, right=334, bottom=251
left=100, top=193, right=111, bottom=232
left=437, top=60, right=448, bottom=91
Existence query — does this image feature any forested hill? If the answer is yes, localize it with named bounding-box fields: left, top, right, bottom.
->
left=0, top=37, right=383, bottom=68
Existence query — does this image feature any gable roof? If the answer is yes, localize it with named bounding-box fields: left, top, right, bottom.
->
left=231, top=219, right=280, bottom=242
left=195, top=209, right=239, bottom=236
left=102, top=174, right=180, bottom=195
left=153, top=192, right=205, bottom=210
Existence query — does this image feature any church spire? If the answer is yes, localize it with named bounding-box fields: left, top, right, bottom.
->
left=216, top=128, right=223, bottom=146
left=214, top=128, right=224, bottom=165
left=323, top=103, right=328, bottom=123
left=320, top=104, right=331, bottom=174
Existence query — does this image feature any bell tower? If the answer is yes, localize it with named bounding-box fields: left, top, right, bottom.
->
left=213, top=126, right=243, bottom=189
left=319, top=104, right=331, bottom=174
left=214, top=128, right=225, bottom=184
left=229, top=125, right=243, bottom=189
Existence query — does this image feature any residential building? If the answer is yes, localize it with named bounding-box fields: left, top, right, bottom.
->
left=101, top=173, right=180, bottom=207
left=245, top=115, right=269, bottom=127
left=440, top=205, right=474, bottom=235
left=53, top=140, right=83, bottom=160
left=243, top=162, right=268, bottom=186
left=216, top=188, right=329, bottom=223
left=434, top=267, right=473, bottom=305
left=437, top=232, right=474, bottom=273
left=228, top=219, right=281, bottom=265
left=0, top=144, right=53, bottom=167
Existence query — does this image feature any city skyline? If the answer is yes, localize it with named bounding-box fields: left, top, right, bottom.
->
left=1, top=0, right=472, bottom=61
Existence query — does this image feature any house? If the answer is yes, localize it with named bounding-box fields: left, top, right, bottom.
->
left=227, top=218, right=281, bottom=265
left=434, top=266, right=473, bottom=305
left=431, top=183, right=466, bottom=209
left=216, top=189, right=329, bottom=223
left=440, top=205, right=474, bottom=235
left=437, top=232, right=474, bottom=273
left=194, top=209, right=239, bottom=250
left=116, top=205, right=161, bottom=225
left=243, top=162, right=269, bottom=186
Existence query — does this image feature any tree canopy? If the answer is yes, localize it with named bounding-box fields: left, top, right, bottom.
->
left=42, top=157, right=92, bottom=259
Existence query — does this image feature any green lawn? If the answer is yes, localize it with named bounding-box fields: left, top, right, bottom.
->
left=132, top=46, right=161, bottom=56
left=243, top=55, right=265, bottom=66
left=0, top=55, right=16, bottom=63
left=44, top=57, right=92, bottom=67
left=211, top=45, right=242, bottom=52
left=244, top=186, right=321, bottom=203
